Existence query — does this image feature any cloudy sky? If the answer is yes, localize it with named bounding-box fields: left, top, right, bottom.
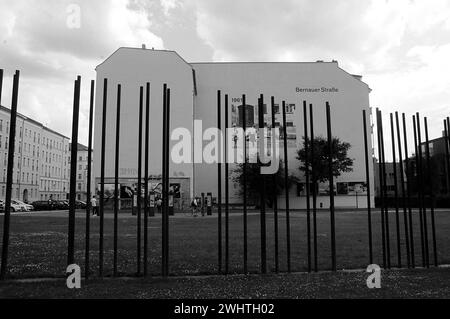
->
left=0, top=0, right=450, bottom=158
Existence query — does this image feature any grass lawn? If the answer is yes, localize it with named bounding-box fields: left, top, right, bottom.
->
left=0, top=208, right=449, bottom=279
left=1, top=268, right=450, bottom=298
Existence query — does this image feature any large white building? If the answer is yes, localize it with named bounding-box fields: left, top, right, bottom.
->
left=94, top=47, right=374, bottom=209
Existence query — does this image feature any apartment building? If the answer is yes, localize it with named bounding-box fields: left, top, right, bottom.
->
left=0, top=105, right=70, bottom=203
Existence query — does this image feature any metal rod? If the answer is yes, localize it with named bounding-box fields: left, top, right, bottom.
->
left=68, top=76, right=81, bottom=266
left=271, top=96, right=279, bottom=273
left=444, top=120, right=450, bottom=196
left=416, top=113, right=429, bottom=267
left=161, top=84, right=167, bottom=276
left=446, top=117, right=450, bottom=195
left=395, top=112, right=410, bottom=268
left=161, top=84, right=167, bottom=277
left=99, top=78, right=107, bottom=277
left=144, top=82, right=150, bottom=276
left=424, top=117, right=438, bottom=267
left=310, top=103, right=318, bottom=272
left=85, top=79, right=94, bottom=279
left=390, top=113, right=402, bottom=268
left=242, top=94, right=248, bottom=274
left=379, top=110, right=391, bottom=268
left=376, top=109, right=387, bottom=269
left=225, top=94, right=229, bottom=274
left=217, top=90, right=222, bottom=274
left=413, top=115, right=425, bottom=267
left=303, top=101, right=311, bottom=273
left=113, top=84, right=121, bottom=276
left=137, top=86, right=143, bottom=275
left=363, top=109, right=373, bottom=265
left=0, top=69, right=3, bottom=106
left=259, top=94, right=267, bottom=274
left=402, top=113, right=415, bottom=267
left=164, top=87, right=171, bottom=276
left=282, top=100, right=291, bottom=272
left=326, top=102, right=336, bottom=271
left=0, top=70, right=20, bottom=280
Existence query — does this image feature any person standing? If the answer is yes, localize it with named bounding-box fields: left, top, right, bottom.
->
left=91, top=196, right=98, bottom=216
left=156, top=196, right=162, bottom=214
left=190, top=197, right=198, bottom=217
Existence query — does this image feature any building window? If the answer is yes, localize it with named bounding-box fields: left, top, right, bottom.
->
left=286, top=104, right=296, bottom=114
left=271, top=104, right=279, bottom=114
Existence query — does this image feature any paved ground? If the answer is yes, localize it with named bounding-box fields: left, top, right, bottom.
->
left=1, top=267, right=450, bottom=298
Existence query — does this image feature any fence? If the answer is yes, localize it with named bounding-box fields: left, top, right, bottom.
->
left=0, top=69, right=449, bottom=280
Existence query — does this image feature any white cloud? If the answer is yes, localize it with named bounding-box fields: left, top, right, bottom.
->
left=0, top=0, right=163, bottom=145
left=160, top=0, right=181, bottom=16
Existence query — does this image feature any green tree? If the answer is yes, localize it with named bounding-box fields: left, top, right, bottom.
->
left=296, top=136, right=354, bottom=195
left=232, top=159, right=294, bottom=207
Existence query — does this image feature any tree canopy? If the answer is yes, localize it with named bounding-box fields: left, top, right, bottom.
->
left=296, top=136, right=354, bottom=183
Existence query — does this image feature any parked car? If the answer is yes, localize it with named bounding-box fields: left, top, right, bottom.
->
left=54, top=200, right=69, bottom=210
left=10, top=200, right=26, bottom=212
left=14, top=200, right=34, bottom=212
left=75, top=200, right=87, bottom=209
left=33, top=200, right=61, bottom=210
left=32, top=200, right=56, bottom=211
left=1, top=199, right=30, bottom=212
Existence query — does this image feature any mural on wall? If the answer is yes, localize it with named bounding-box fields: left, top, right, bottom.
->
left=229, top=98, right=298, bottom=152
left=297, top=181, right=368, bottom=196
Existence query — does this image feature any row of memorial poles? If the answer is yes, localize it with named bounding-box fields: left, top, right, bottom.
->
left=215, top=91, right=337, bottom=274
left=0, top=68, right=448, bottom=279
left=95, top=80, right=173, bottom=278
left=374, top=109, right=443, bottom=270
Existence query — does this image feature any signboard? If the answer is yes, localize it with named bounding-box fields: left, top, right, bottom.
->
left=150, top=193, right=155, bottom=208
left=97, top=183, right=116, bottom=198
left=170, top=183, right=181, bottom=199
left=207, top=193, right=212, bottom=207
left=120, top=185, right=134, bottom=199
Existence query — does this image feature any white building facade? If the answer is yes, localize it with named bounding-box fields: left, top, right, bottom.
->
left=94, top=47, right=374, bottom=209
left=0, top=105, right=70, bottom=203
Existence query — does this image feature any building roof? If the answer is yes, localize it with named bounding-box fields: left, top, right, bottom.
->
left=96, top=47, right=371, bottom=91
left=0, top=104, right=70, bottom=139
left=96, top=47, right=193, bottom=70
left=69, top=143, right=89, bottom=152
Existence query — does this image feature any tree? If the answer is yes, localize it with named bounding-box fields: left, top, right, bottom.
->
left=232, top=159, right=294, bottom=207
left=296, top=136, right=354, bottom=195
